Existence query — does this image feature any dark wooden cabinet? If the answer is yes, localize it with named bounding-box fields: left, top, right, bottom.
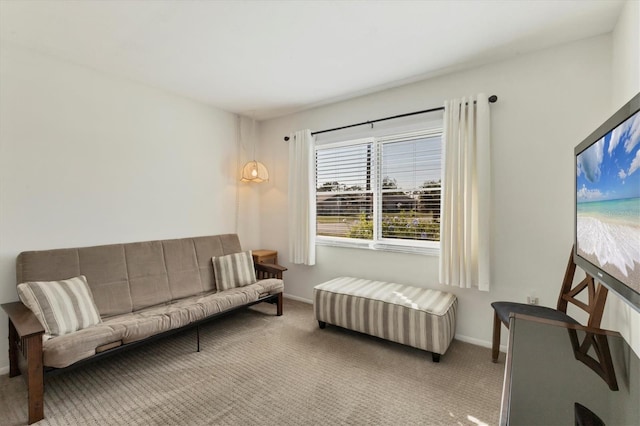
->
left=501, top=315, right=639, bottom=425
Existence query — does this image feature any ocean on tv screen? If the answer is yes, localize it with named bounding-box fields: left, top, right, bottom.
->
left=576, top=110, right=640, bottom=293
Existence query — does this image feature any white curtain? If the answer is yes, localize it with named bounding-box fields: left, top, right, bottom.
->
left=439, top=94, right=491, bottom=291
left=288, top=129, right=316, bottom=265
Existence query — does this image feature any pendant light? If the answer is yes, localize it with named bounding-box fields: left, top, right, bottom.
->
left=240, top=115, right=269, bottom=183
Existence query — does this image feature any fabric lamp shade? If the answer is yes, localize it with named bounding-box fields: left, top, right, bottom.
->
left=240, top=160, right=269, bottom=183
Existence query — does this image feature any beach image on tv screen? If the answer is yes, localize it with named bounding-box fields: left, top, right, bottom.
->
left=576, top=110, right=640, bottom=294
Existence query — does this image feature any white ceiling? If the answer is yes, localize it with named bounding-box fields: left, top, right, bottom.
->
left=0, top=0, right=625, bottom=120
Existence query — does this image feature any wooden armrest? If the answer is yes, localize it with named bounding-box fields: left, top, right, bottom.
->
left=254, top=262, right=287, bottom=280
left=2, top=302, right=45, bottom=338
left=255, top=263, right=288, bottom=273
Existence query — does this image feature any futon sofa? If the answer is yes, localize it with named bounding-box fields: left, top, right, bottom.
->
left=2, top=234, right=285, bottom=424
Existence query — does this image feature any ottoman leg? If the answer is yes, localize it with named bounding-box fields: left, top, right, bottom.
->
left=318, top=321, right=326, bottom=329
left=432, top=353, right=441, bottom=363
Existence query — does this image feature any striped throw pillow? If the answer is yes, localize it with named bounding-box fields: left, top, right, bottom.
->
left=17, top=275, right=102, bottom=337
left=212, top=251, right=257, bottom=291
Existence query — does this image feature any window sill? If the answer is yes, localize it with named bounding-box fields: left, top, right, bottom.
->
left=315, top=237, right=439, bottom=256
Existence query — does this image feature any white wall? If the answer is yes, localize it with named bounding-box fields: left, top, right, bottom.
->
left=606, top=0, right=640, bottom=356
left=612, top=0, right=639, bottom=109
left=259, top=35, right=612, bottom=348
left=0, top=43, right=260, bottom=372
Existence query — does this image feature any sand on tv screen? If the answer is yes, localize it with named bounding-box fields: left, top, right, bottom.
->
left=576, top=110, right=640, bottom=295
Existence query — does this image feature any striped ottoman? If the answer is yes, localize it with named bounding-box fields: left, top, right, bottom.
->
left=313, top=277, right=457, bottom=362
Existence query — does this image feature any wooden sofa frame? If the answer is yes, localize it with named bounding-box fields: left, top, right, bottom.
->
left=2, top=262, right=286, bottom=425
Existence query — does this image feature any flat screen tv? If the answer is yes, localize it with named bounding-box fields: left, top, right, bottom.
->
left=575, top=92, right=640, bottom=313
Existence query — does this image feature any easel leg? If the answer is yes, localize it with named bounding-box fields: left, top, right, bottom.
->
left=492, top=311, right=501, bottom=363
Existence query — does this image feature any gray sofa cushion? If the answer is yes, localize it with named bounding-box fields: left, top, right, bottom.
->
left=196, top=283, right=261, bottom=317
left=193, top=235, right=241, bottom=292
left=42, top=324, right=124, bottom=368
left=254, top=278, right=284, bottom=295
left=100, top=280, right=283, bottom=345
left=78, top=244, right=131, bottom=316
left=40, top=278, right=284, bottom=367
left=163, top=239, right=203, bottom=299
left=125, top=241, right=172, bottom=311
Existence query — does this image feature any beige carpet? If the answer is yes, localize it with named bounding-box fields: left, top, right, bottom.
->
left=0, top=299, right=504, bottom=425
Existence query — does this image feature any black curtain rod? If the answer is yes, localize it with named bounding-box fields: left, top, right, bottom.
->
left=283, top=94, right=497, bottom=141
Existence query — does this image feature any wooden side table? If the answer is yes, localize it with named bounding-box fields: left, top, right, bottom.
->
left=252, top=249, right=278, bottom=265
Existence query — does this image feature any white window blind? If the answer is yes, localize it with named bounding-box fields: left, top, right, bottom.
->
left=379, top=134, right=441, bottom=242
left=315, top=129, right=442, bottom=252
left=316, top=140, right=374, bottom=238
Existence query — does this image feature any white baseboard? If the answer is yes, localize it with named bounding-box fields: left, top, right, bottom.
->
left=455, top=334, right=507, bottom=353
left=0, top=365, right=9, bottom=375
left=283, top=293, right=313, bottom=304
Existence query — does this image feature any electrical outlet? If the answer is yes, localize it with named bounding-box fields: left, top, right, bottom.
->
left=527, top=296, right=539, bottom=305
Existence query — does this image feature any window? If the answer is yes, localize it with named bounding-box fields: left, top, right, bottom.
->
left=315, top=129, right=441, bottom=254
